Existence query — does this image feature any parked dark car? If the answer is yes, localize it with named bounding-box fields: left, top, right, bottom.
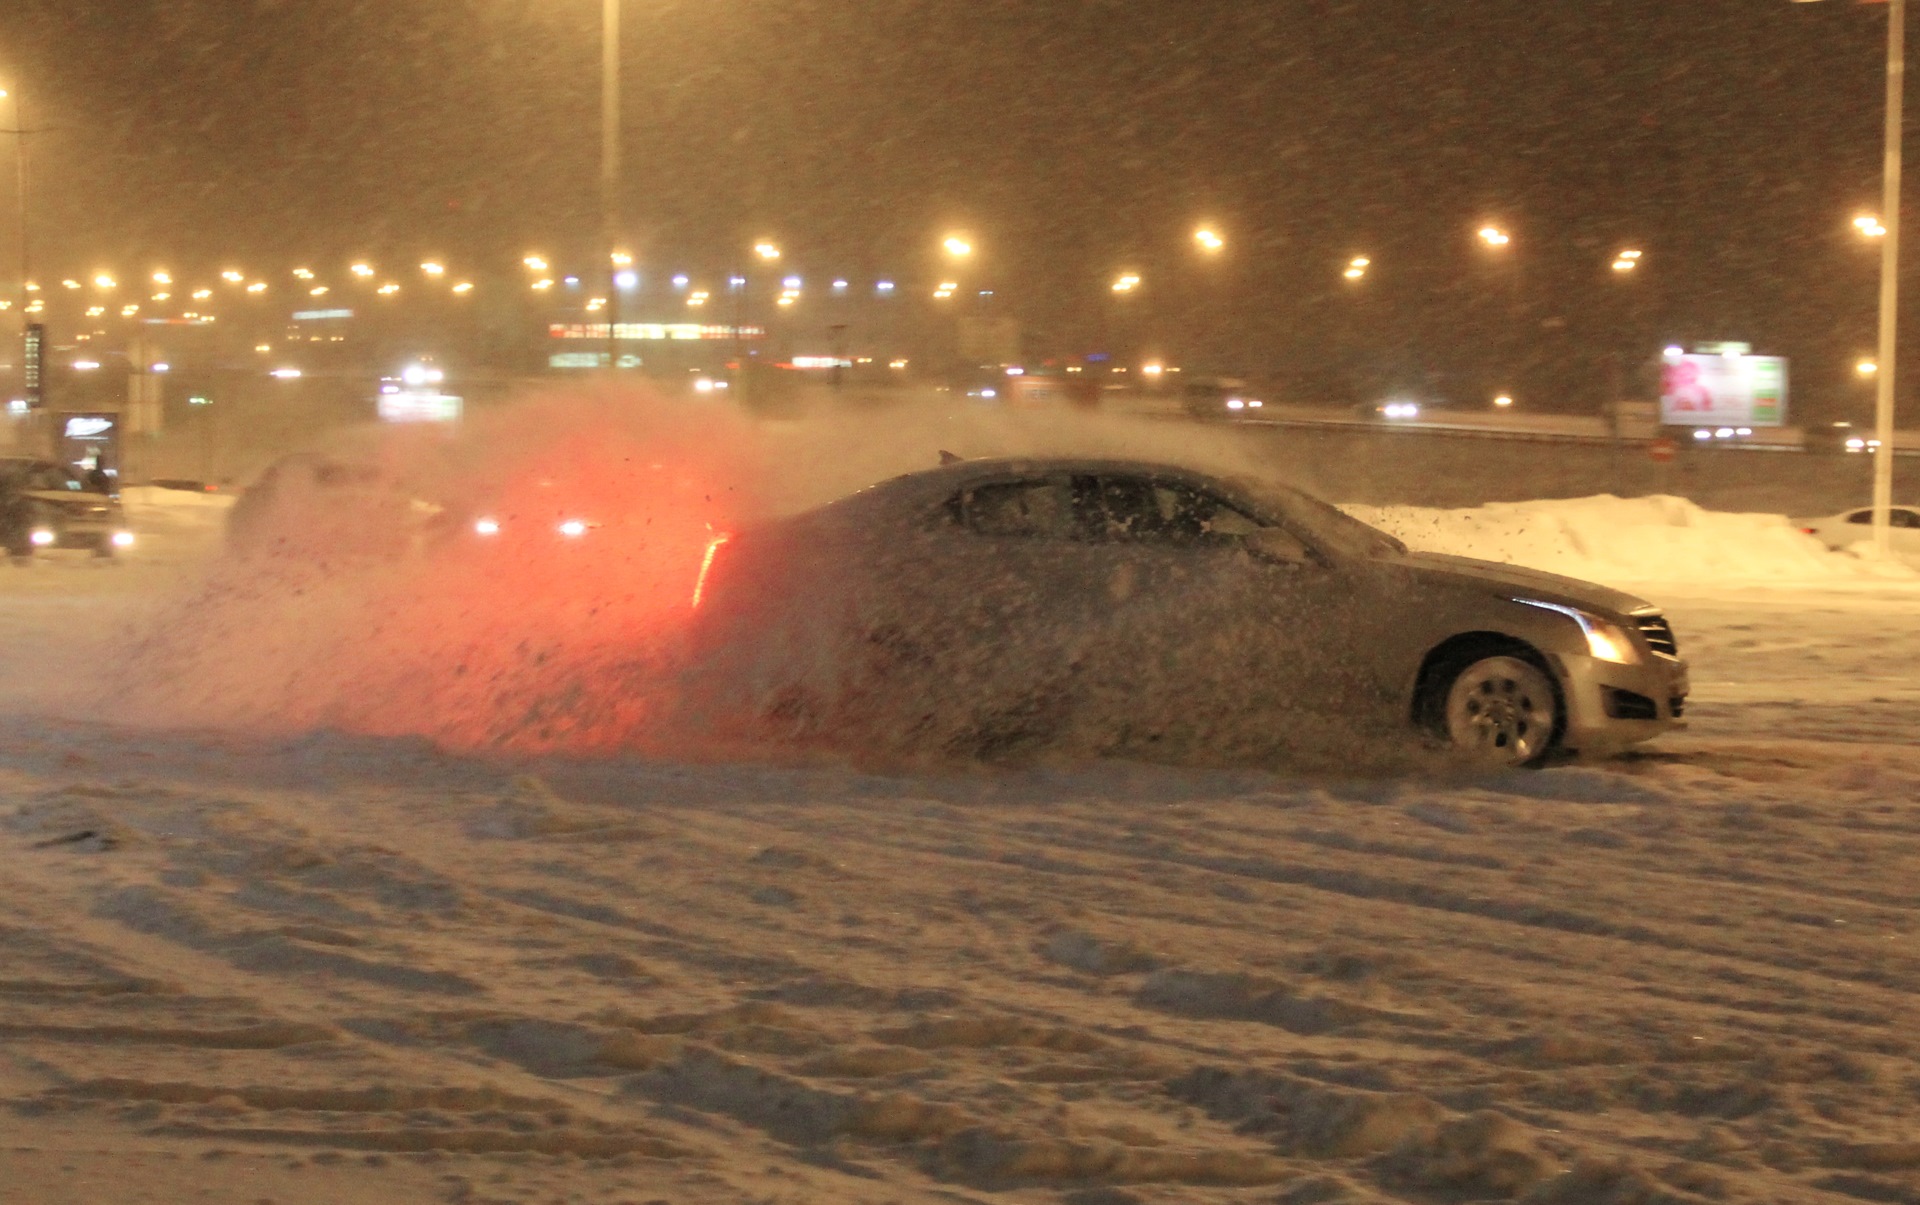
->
left=0, top=458, right=135, bottom=559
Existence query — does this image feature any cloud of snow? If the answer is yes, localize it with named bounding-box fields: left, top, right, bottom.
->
left=103, top=382, right=1426, bottom=772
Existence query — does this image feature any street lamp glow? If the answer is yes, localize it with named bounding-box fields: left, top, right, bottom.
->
left=1477, top=225, right=1512, bottom=248
left=776, top=295, right=796, bottom=307
left=93, top=274, right=116, bottom=289
left=119, top=304, right=139, bottom=316
left=614, top=270, right=638, bottom=289
left=451, top=282, right=474, bottom=293
left=672, top=274, right=690, bottom=288
left=152, top=271, right=172, bottom=285
left=293, top=267, right=315, bottom=280
left=309, top=286, right=329, bottom=296
left=1111, top=272, right=1142, bottom=293
left=1859, top=358, right=1880, bottom=376
left=350, top=263, right=375, bottom=278
left=420, top=262, right=446, bottom=276
left=377, top=283, right=400, bottom=295
left=152, top=292, right=169, bottom=302
left=531, top=278, right=555, bottom=291
left=60, top=279, right=79, bottom=289
left=943, top=235, right=973, bottom=258
left=222, top=270, right=245, bottom=283
left=1343, top=266, right=1367, bottom=280
left=191, top=288, right=213, bottom=300
left=246, top=281, right=268, bottom=294
left=1194, top=228, right=1225, bottom=252
left=754, top=242, right=781, bottom=261
left=1494, top=394, right=1515, bottom=408
left=1855, top=214, right=1889, bottom=238
left=876, top=280, right=895, bottom=293
left=524, top=255, right=549, bottom=271
left=610, top=250, right=634, bottom=267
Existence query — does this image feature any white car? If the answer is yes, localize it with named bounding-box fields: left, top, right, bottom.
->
left=1796, top=505, right=1920, bottom=557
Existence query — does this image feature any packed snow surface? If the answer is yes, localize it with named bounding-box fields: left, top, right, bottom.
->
left=3, top=402, right=1918, bottom=1203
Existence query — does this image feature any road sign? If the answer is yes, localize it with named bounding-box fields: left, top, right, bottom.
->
left=1648, top=437, right=1678, bottom=464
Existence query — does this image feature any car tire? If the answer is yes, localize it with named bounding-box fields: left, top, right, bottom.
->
left=1431, top=651, right=1562, bottom=769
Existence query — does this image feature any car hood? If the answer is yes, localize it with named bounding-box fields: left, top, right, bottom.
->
left=1383, top=550, right=1654, bottom=618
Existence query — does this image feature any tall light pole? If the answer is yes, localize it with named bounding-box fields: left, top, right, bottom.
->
left=1872, top=0, right=1905, bottom=558
left=1, top=86, right=27, bottom=328
left=1800, top=0, right=1905, bottom=556
left=601, top=0, right=621, bottom=372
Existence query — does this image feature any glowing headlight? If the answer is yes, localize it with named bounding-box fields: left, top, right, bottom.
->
left=1514, top=599, right=1639, bottom=665
left=29, top=528, right=55, bottom=547
left=111, top=531, right=136, bottom=548
left=558, top=519, right=587, bottom=538
left=474, top=517, right=501, bottom=536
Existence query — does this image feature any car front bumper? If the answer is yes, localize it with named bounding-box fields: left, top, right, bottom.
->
left=1549, top=651, right=1689, bottom=753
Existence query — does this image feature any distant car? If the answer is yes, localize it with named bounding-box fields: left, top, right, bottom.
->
left=0, top=457, right=134, bottom=559
left=1795, top=505, right=1920, bottom=556
left=687, top=458, right=1689, bottom=768
left=225, top=452, right=436, bottom=559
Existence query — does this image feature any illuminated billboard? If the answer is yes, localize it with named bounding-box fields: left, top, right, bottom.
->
left=1659, top=353, right=1788, bottom=427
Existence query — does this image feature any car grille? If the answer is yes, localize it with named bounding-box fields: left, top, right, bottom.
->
left=1635, top=612, right=1679, bottom=658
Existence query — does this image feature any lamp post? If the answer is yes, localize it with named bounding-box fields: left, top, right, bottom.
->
left=1, top=86, right=25, bottom=319
left=1799, top=0, right=1904, bottom=556
left=601, top=0, right=622, bottom=371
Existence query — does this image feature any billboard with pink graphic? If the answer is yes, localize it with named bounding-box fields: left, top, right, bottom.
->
left=1659, top=353, right=1788, bottom=427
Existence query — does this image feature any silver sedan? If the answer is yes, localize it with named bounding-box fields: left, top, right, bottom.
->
left=687, top=458, right=1690, bottom=769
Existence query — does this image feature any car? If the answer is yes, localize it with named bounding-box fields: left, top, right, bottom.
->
left=1795, top=504, right=1920, bottom=558
left=225, top=452, right=438, bottom=559
left=684, top=458, right=1689, bottom=768
left=0, top=457, right=135, bottom=560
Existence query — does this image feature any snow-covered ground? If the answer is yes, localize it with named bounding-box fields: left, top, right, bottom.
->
left=3, top=485, right=1918, bottom=1204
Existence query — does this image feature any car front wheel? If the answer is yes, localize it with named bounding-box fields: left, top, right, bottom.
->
left=1440, top=654, right=1561, bottom=768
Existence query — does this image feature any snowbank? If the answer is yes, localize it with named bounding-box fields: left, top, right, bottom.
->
left=1348, top=494, right=1920, bottom=589
left=118, top=483, right=237, bottom=517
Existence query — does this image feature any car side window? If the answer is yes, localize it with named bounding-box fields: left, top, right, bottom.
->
left=1151, top=484, right=1264, bottom=540
left=1068, top=474, right=1161, bottom=541
left=1847, top=509, right=1874, bottom=524
left=955, top=479, right=1072, bottom=538
left=1071, top=474, right=1269, bottom=545
left=1896, top=509, right=1920, bottom=529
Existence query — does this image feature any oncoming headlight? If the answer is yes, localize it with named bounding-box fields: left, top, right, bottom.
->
left=29, top=528, right=55, bottom=547
left=1514, top=599, right=1640, bottom=665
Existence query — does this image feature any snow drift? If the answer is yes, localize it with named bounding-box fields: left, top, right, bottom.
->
left=1347, top=493, right=1920, bottom=590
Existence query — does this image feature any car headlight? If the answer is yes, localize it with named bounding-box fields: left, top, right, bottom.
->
left=1514, top=598, right=1640, bottom=665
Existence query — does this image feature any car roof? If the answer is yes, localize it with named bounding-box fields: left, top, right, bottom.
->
left=819, top=456, right=1274, bottom=518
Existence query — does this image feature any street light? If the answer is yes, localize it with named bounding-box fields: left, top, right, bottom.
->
left=602, top=0, right=623, bottom=371
left=1799, top=0, right=1904, bottom=557
left=1194, top=227, right=1225, bottom=253
left=943, top=235, right=973, bottom=259
left=1477, top=225, right=1512, bottom=248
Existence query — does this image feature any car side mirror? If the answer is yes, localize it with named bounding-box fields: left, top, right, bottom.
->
left=1244, top=527, right=1315, bottom=569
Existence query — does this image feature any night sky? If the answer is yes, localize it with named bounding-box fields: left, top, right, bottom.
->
left=0, top=0, right=1907, bottom=416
